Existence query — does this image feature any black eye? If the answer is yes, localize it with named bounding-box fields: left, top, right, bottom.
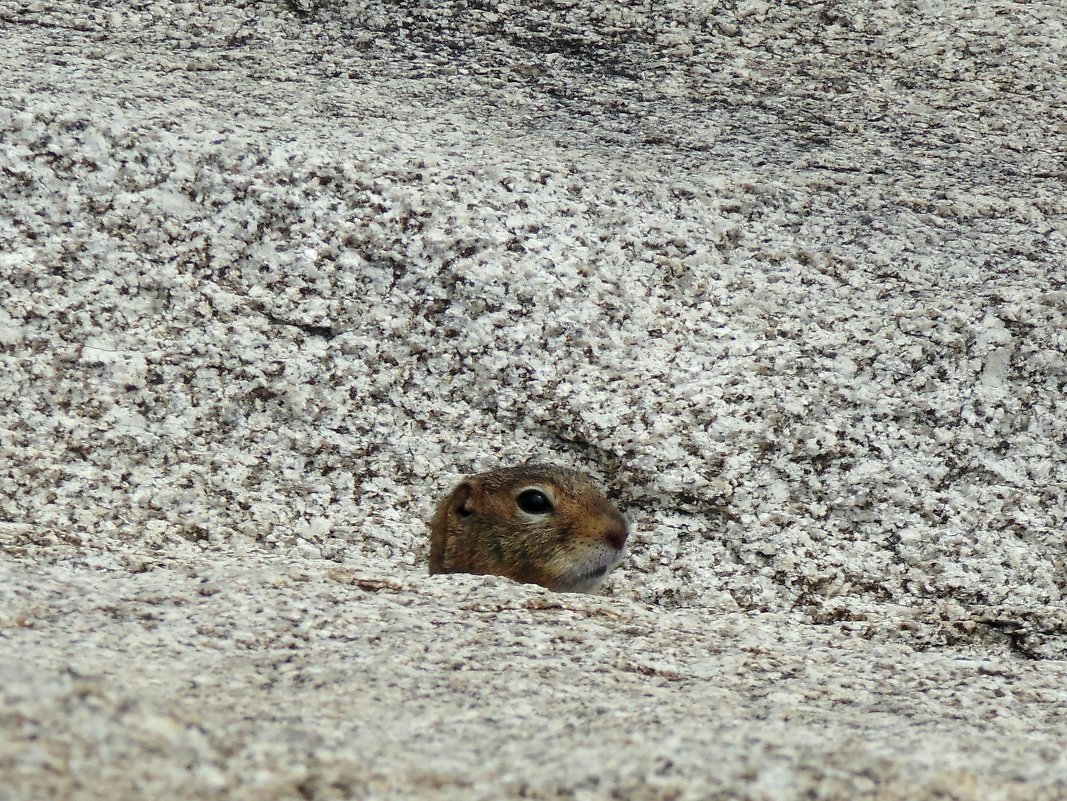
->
left=517, top=489, right=553, bottom=514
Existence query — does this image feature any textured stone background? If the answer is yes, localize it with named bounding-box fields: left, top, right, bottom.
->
left=1, top=0, right=1066, bottom=798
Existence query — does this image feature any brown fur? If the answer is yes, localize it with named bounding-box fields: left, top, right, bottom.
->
left=429, top=464, right=629, bottom=593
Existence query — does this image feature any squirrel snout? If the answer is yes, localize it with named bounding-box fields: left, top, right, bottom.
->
left=604, top=523, right=629, bottom=551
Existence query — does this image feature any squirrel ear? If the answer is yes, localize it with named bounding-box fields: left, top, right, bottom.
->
left=451, top=482, right=475, bottom=518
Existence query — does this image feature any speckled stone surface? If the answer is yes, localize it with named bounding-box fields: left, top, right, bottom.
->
left=1, top=0, right=1066, bottom=798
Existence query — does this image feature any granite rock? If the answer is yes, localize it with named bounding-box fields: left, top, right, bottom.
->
left=2, top=0, right=1066, bottom=797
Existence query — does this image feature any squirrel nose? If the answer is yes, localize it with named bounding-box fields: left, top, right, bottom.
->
left=604, top=525, right=629, bottom=551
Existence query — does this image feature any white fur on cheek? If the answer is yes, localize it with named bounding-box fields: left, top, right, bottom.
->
left=547, top=541, right=627, bottom=593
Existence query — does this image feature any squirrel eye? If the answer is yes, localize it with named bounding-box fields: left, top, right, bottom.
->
left=517, top=489, right=553, bottom=515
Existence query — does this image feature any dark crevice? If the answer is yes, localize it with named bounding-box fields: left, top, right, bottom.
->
left=255, top=305, right=339, bottom=339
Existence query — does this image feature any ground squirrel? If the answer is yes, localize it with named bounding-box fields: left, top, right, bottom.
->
left=429, top=464, right=629, bottom=593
